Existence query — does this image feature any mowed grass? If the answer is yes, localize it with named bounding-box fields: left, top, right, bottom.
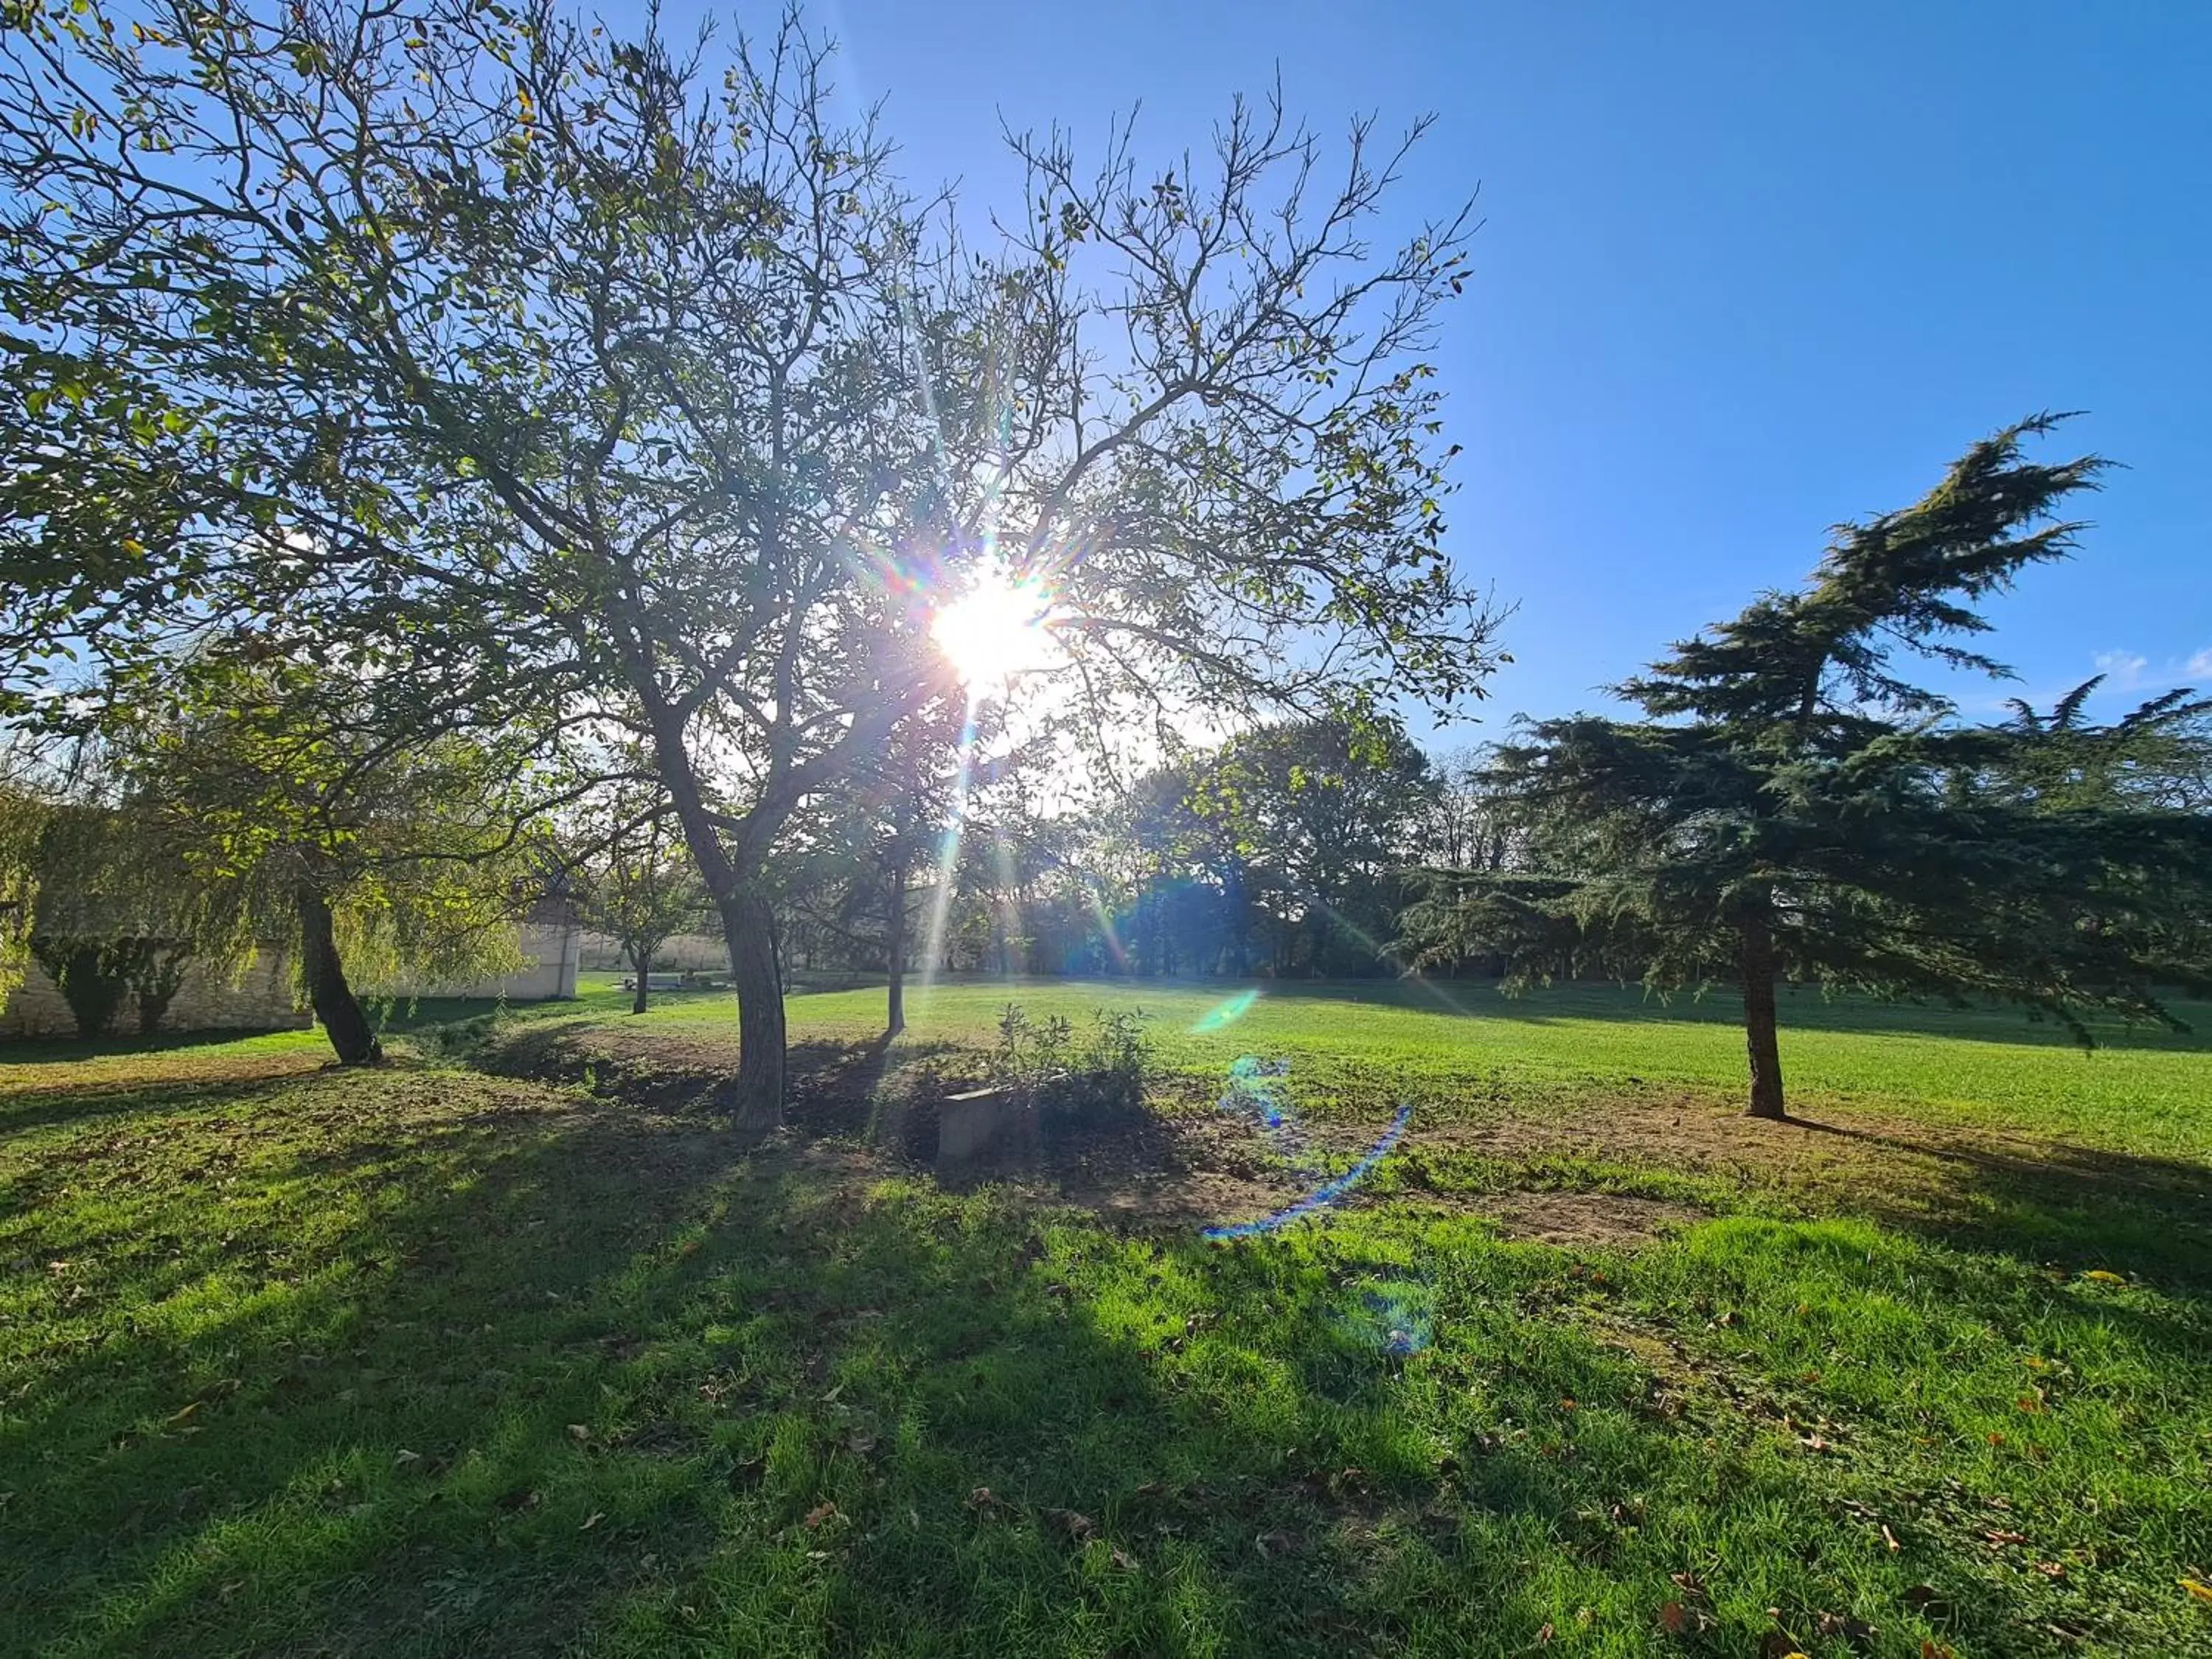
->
left=608, top=973, right=2212, bottom=1154
left=1, top=981, right=2209, bottom=1657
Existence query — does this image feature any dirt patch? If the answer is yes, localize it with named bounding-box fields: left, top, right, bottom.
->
left=1473, top=1192, right=1703, bottom=1248
left=1404, top=1095, right=1924, bottom=1194
left=472, top=1024, right=1721, bottom=1239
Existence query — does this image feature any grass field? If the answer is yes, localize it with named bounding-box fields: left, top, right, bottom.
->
left=3, top=978, right=2209, bottom=1656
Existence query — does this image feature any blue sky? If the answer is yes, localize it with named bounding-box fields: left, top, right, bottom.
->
left=777, top=0, right=2209, bottom=737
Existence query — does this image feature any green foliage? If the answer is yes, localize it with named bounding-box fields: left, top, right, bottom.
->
left=95, top=652, right=548, bottom=1002
left=1992, top=677, right=2212, bottom=812
left=987, top=1000, right=1152, bottom=1115
left=1105, top=716, right=1436, bottom=978
left=566, top=774, right=712, bottom=985
left=26, top=933, right=135, bottom=1037
left=0, top=765, right=46, bottom=1004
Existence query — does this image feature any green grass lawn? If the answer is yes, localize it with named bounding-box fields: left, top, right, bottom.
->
left=3, top=980, right=2209, bottom=1656
left=588, top=973, right=2212, bottom=1154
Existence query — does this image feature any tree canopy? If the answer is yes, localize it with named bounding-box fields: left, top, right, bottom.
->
left=0, top=0, right=1503, bottom=1120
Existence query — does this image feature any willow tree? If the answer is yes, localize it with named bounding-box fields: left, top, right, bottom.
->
left=86, top=652, right=571, bottom=1062
left=0, top=1, right=1502, bottom=1124
left=1402, top=417, right=2212, bottom=1118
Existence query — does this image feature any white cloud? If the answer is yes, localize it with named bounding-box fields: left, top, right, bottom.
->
left=2188, top=647, right=2212, bottom=678
left=2093, top=649, right=2149, bottom=686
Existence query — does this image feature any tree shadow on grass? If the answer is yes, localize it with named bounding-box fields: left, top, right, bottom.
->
left=6, top=1077, right=1440, bottom=1655
left=10, top=1060, right=2205, bottom=1655
left=1778, top=1113, right=2212, bottom=1291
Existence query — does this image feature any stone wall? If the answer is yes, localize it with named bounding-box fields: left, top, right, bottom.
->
left=0, top=947, right=310, bottom=1041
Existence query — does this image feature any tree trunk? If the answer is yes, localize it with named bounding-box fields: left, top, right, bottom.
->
left=630, top=946, right=650, bottom=1015
left=885, top=853, right=908, bottom=1038
left=296, top=883, right=381, bottom=1065
left=721, top=888, right=786, bottom=1131
left=1739, top=917, right=1785, bottom=1119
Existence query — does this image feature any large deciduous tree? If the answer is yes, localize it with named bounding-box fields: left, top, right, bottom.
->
left=0, top=0, right=1501, bottom=1124
left=1400, top=417, right=2212, bottom=1118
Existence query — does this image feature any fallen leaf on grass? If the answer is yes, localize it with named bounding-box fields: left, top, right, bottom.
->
left=1984, top=1529, right=2031, bottom=1547
left=580, top=1511, right=604, bottom=1531
left=2081, top=1270, right=2126, bottom=1284
left=1254, top=1527, right=1304, bottom=1559
left=2034, top=1560, right=2067, bottom=1579
left=1921, top=1642, right=1956, bottom=1659
left=1882, top=1524, right=1902, bottom=1553
left=1659, top=1598, right=1719, bottom=1637
left=164, top=1402, right=199, bottom=1426
left=394, top=1449, right=421, bottom=1466
left=566, top=1423, right=591, bottom=1443
left=1107, top=1546, right=1137, bottom=1572
left=1534, top=1623, right=1554, bottom=1644
left=966, top=1486, right=1005, bottom=1515
left=803, top=1502, right=838, bottom=1530
left=2180, top=1576, right=2212, bottom=1604
left=1043, top=1508, right=1096, bottom=1543
left=1669, top=1572, right=1708, bottom=1600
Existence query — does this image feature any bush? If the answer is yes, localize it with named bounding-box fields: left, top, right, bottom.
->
left=988, top=1001, right=1150, bottom=1119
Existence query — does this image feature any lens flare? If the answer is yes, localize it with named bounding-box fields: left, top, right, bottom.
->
left=1339, top=1276, right=1435, bottom=1357
left=1204, top=1096, right=1416, bottom=1240
left=1190, top=988, right=1259, bottom=1033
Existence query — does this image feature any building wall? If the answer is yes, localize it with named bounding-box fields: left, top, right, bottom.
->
left=490, top=919, right=580, bottom=1000
left=417, top=917, right=581, bottom=1001
left=0, top=947, right=310, bottom=1041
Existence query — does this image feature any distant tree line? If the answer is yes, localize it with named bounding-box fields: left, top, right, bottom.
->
left=767, top=715, right=1504, bottom=990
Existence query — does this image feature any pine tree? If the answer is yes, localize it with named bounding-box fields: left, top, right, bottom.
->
left=1402, top=417, right=2212, bottom=1117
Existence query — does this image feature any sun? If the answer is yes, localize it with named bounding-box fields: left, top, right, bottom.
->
left=931, top=561, right=1057, bottom=691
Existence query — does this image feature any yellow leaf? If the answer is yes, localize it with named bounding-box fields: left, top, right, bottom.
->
left=2181, top=1576, right=2212, bottom=1604
left=2083, top=1269, right=2126, bottom=1284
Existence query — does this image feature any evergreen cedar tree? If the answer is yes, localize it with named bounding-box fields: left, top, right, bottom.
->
left=1401, top=416, right=2212, bottom=1119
